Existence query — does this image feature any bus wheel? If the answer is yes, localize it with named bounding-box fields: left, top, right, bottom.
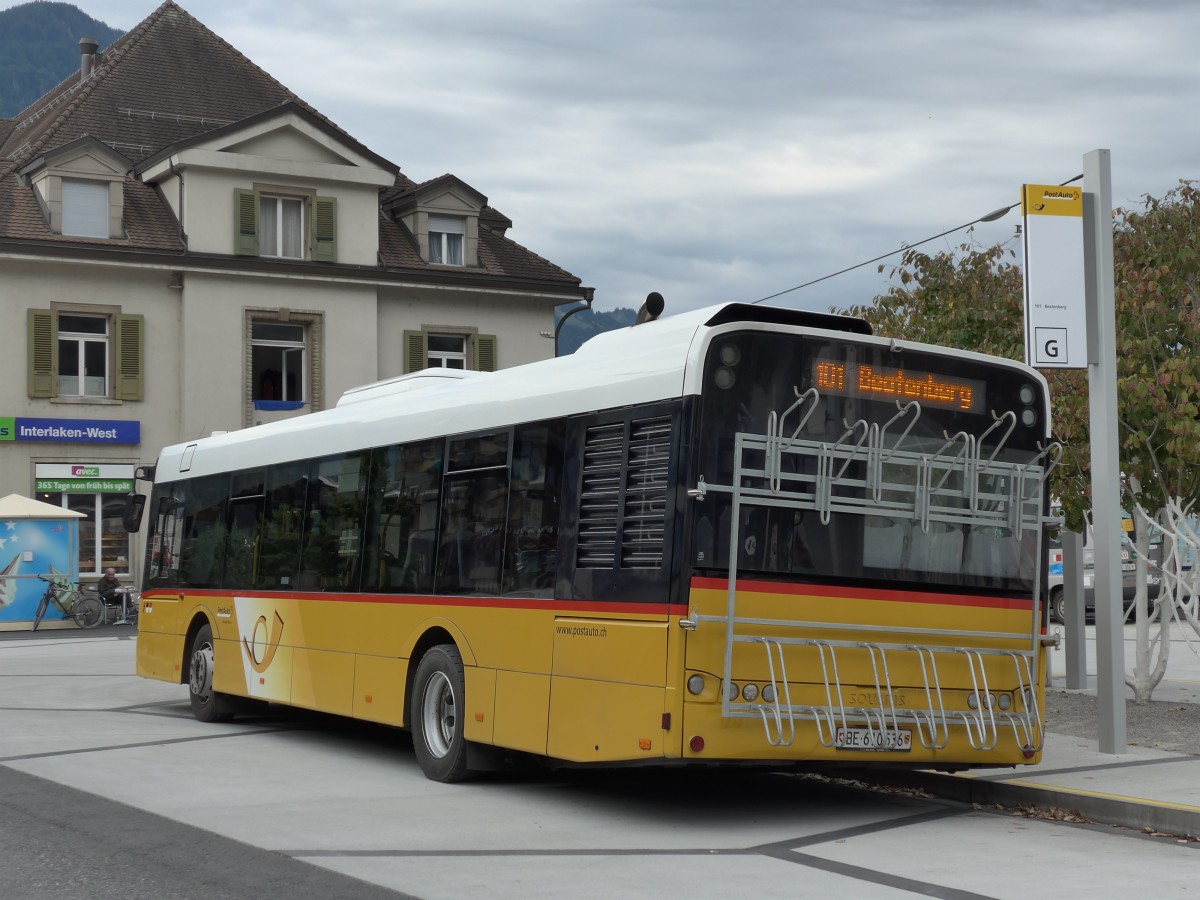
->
left=411, top=644, right=470, bottom=783
left=1051, top=588, right=1066, bottom=625
left=188, top=623, right=235, bottom=724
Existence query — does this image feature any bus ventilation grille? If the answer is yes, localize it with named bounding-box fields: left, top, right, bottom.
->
left=577, top=416, right=671, bottom=570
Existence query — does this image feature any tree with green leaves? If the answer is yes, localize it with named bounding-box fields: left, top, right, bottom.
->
left=843, top=182, right=1200, bottom=702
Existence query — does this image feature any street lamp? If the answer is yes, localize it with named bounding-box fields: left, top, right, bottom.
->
left=552, top=287, right=595, bottom=357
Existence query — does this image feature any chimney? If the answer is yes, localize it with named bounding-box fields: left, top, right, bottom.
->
left=79, top=37, right=99, bottom=81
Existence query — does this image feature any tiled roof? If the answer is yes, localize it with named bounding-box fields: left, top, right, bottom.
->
left=0, top=1, right=582, bottom=292
left=1, top=1, right=296, bottom=172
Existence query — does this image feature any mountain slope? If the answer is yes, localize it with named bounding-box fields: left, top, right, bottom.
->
left=0, top=2, right=123, bottom=118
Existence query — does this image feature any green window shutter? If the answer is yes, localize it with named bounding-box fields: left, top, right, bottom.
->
left=403, top=330, right=427, bottom=373
left=114, top=313, right=144, bottom=401
left=474, top=334, right=497, bottom=372
left=311, top=196, right=337, bottom=262
left=234, top=188, right=259, bottom=256
left=27, top=309, right=57, bottom=398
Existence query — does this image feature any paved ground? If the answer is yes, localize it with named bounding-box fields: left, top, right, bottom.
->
left=1045, top=689, right=1200, bottom=755
left=3, top=622, right=1200, bottom=899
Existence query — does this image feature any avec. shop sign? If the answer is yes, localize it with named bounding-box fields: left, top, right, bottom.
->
left=34, top=463, right=135, bottom=494
left=0, top=417, right=140, bottom=445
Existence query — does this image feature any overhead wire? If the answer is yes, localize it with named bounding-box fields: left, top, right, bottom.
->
left=750, top=173, right=1084, bottom=305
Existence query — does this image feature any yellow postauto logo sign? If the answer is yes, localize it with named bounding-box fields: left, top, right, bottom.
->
left=235, top=598, right=289, bottom=698
left=1023, top=184, right=1082, bottom=217
left=242, top=610, right=285, bottom=673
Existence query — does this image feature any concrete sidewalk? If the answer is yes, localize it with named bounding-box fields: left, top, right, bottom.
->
left=874, top=624, right=1200, bottom=838
left=882, top=730, right=1200, bottom=838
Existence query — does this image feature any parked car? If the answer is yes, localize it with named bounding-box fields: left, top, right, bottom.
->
left=1046, top=530, right=1160, bottom=624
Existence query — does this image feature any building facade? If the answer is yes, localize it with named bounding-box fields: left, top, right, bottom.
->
left=0, top=3, right=589, bottom=590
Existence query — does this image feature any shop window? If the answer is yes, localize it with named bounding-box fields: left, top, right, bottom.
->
left=38, top=491, right=131, bottom=576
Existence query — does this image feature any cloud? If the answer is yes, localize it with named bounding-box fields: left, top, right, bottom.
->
left=15, top=0, right=1200, bottom=314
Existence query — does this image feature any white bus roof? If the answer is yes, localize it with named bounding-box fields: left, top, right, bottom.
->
left=153, top=302, right=1043, bottom=483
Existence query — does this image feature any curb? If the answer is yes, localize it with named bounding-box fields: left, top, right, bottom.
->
left=856, top=769, right=1200, bottom=838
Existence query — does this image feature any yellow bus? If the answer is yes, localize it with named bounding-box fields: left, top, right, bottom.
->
left=132, top=299, right=1059, bottom=781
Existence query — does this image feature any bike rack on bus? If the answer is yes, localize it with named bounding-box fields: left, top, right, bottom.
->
left=689, top=387, right=1061, bottom=755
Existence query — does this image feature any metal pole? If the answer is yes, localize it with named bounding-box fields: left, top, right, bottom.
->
left=1083, top=149, right=1125, bottom=753
left=1063, top=529, right=1087, bottom=689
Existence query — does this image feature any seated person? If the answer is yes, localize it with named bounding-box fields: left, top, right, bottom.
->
left=97, top=568, right=122, bottom=603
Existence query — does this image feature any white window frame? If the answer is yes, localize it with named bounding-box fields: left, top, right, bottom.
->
left=427, top=333, right=468, bottom=369
left=61, top=178, right=109, bottom=238
left=260, top=194, right=305, bottom=259
left=57, top=313, right=109, bottom=398
left=251, top=322, right=307, bottom=402
left=428, top=215, right=465, bottom=266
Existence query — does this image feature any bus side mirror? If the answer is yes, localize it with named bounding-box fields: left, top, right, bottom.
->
left=123, top=493, right=148, bottom=533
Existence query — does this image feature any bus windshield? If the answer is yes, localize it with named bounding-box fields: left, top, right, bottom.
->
left=691, top=331, right=1049, bottom=595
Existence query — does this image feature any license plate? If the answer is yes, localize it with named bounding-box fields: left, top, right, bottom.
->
left=1121, top=563, right=1135, bottom=571
left=835, top=727, right=912, bottom=751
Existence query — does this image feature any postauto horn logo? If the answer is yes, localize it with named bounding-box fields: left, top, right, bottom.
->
left=243, top=610, right=285, bottom=673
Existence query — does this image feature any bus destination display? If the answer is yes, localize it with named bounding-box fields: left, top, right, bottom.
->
left=813, top=358, right=985, bottom=413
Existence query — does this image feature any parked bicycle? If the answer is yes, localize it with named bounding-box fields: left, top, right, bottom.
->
left=31, top=575, right=91, bottom=631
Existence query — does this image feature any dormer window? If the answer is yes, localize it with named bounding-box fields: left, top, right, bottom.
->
left=260, top=194, right=304, bottom=259
left=233, top=188, right=337, bottom=262
left=61, top=179, right=111, bottom=238
left=428, top=215, right=465, bottom=266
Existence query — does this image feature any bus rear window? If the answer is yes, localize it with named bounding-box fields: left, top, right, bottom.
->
left=691, top=332, right=1047, bottom=595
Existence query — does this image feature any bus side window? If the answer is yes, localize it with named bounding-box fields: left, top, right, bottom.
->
left=224, top=470, right=264, bottom=589
left=362, top=440, right=442, bottom=594
left=146, top=486, right=185, bottom=588
left=179, top=474, right=229, bottom=588
left=504, top=423, right=563, bottom=596
left=437, top=432, right=509, bottom=596
left=256, top=460, right=310, bottom=589
left=299, top=453, right=367, bottom=591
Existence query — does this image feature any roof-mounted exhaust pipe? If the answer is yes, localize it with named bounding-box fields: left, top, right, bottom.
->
left=635, top=291, right=665, bottom=325
left=79, top=37, right=99, bottom=82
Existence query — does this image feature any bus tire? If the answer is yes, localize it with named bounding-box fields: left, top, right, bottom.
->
left=188, top=623, right=236, bottom=724
left=411, top=644, right=470, bottom=783
left=1051, top=588, right=1066, bottom=625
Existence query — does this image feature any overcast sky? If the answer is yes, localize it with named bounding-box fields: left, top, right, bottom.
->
left=13, top=0, right=1200, bottom=315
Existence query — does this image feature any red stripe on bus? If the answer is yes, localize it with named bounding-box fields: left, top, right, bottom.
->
left=688, top=576, right=1033, bottom=610
left=139, top=588, right=688, bottom=617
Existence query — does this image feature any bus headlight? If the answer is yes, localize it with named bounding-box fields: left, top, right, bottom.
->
left=742, top=683, right=759, bottom=702
left=725, top=682, right=739, bottom=702
left=997, top=693, right=1012, bottom=711
left=761, top=684, right=776, bottom=703
left=687, top=674, right=705, bottom=695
